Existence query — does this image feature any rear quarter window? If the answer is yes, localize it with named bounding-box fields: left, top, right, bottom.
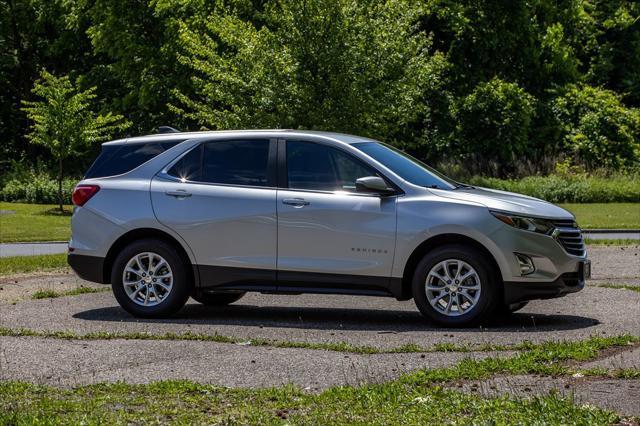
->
left=85, top=141, right=181, bottom=178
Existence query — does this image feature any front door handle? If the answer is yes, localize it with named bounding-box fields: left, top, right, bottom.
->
left=165, top=190, right=192, bottom=198
left=282, top=198, right=310, bottom=207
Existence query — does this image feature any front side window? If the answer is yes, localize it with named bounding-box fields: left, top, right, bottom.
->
left=167, top=139, right=271, bottom=186
left=286, top=141, right=380, bottom=192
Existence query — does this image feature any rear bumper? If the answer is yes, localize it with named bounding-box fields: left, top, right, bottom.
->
left=503, top=271, right=584, bottom=304
left=67, top=254, right=108, bottom=284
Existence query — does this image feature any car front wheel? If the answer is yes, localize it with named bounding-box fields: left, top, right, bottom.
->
left=412, top=244, right=499, bottom=326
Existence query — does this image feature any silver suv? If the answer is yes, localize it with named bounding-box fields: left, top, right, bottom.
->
left=68, top=130, right=589, bottom=326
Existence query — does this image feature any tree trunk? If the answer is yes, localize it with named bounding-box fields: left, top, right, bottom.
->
left=58, top=158, right=64, bottom=213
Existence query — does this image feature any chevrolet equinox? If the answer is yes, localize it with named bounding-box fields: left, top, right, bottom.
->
left=68, top=130, right=590, bottom=326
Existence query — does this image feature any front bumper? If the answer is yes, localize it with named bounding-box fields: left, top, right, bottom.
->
left=503, top=262, right=588, bottom=304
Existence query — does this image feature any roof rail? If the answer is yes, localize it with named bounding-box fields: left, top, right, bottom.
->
left=157, top=126, right=181, bottom=134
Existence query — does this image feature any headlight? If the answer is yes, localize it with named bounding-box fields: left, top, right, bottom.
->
left=491, top=212, right=555, bottom=235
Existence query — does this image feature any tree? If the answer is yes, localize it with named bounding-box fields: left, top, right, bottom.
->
left=21, top=70, right=130, bottom=211
left=171, top=0, right=444, bottom=144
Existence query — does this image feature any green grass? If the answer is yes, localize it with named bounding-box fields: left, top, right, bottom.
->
left=1, top=326, right=637, bottom=359
left=0, top=327, right=475, bottom=354
left=0, top=253, right=68, bottom=276
left=560, top=203, right=640, bottom=229
left=593, top=283, right=640, bottom=293
left=31, top=286, right=108, bottom=299
left=0, top=381, right=619, bottom=425
left=2, top=335, right=636, bottom=424
left=585, top=238, right=638, bottom=245
left=0, top=202, right=71, bottom=242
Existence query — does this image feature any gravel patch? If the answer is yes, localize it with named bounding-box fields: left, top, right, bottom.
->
left=588, top=245, right=640, bottom=281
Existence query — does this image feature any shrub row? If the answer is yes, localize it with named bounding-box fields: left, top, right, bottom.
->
left=0, top=173, right=637, bottom=204
left=0, top=174, right=77, bottom=205
left=467, top=174, right=640, bottom=203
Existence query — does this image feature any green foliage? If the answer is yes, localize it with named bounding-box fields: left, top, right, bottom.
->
left=2, top=0, right=640, bottom=177
left=20, top=70, right=130, bottom=209
left=551, top=84, right=640, bottom=169
left=21, top=70, right=130, bottom=163
left=0, top=174, right=76, bottom=205
left=454, top=78, right=536, bottom=175
left=172, top=0, right=443, bottom=142
left=468, top=174, right=640, bottom=203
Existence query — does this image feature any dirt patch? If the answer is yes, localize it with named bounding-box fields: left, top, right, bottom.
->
left=0, top=272, right=104, bottom=302
left=449, top=375, right=640, bottom=416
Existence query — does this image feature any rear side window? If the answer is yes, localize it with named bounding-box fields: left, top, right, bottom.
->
left=85, top=141, right=181, bottom=179
left=167, top=139, right=271, bottom=187
left=168, top=145, right=202, bottom=182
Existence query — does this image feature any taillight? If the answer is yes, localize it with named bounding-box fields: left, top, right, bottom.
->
left=72, top=185, right=100, bottom=206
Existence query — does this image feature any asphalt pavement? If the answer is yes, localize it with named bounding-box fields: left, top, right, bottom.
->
left=0, top=242, right=67, bottom=257
left=0, top=244, right=639, bottom=415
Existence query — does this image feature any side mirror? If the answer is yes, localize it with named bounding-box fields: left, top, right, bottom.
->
left=355, top=176, right=395, bottom=196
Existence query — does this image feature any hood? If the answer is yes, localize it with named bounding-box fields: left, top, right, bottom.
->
left=429, top=186, right=574, bottom=219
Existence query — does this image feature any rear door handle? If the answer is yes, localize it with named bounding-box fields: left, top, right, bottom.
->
left=282, top=198, right=310, bottom=207
left=165, top=190, right=192, bottom=198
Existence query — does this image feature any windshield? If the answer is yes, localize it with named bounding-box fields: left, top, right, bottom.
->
left=352, top=142, right=457, bottom=189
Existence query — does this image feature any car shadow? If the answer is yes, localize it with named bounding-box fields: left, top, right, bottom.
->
left=73, top=303, right=600, bottom=333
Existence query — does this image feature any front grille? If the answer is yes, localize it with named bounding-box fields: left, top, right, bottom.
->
left=551, top=220, right=585, bottom=256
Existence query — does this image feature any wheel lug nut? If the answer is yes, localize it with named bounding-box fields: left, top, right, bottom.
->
left=452, top=292, right=456, bottom=296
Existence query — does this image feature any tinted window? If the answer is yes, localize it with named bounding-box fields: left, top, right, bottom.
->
left=85, top=141, right=180, bottom=178
left=167, top=145, right=202, bottom=182
left=201, top=140, right=270, bottom=186
left=352, top=142, right=456, bottom=189
left=287, top=141, right=379, bottom=192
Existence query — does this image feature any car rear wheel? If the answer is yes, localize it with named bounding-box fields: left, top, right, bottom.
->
left=412, top=244, right=499, bottom=326
left=111, top=239, right=191, bottom=318
left=191, top=292, right=245, bottom=306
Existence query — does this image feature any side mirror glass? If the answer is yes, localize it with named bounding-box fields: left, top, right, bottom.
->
left=355, top=176, right=395, bottom=196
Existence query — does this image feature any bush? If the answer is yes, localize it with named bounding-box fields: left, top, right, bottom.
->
left=467, top=173, right=640, bottom=203
left=453, top=78, right=536, bottom=176
left=551, top=84, right=640, bottom=170
left=0, top=172, right=77, bottom=204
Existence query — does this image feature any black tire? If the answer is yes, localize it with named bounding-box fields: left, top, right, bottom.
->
left=412, top=244, right=500, bottom=327
left=191, top=292, right=245, bottom=306
left=111, top=238, right=192, bottom=318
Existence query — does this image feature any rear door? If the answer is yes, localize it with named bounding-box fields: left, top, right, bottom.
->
left=150, top=138, right=278, bottom=289
left=276, top=139, right=397, bottom=294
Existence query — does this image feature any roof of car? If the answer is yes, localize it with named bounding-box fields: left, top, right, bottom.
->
left=103, top=129, right=376, bottom=146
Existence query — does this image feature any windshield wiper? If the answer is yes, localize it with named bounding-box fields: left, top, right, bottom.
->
left=454, top=182, right=475, bottom=189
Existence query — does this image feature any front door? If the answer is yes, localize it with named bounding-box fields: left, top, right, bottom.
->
left=151, top=138, right=278, bottom=289
left=277, top=140, right=397, bottom=294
